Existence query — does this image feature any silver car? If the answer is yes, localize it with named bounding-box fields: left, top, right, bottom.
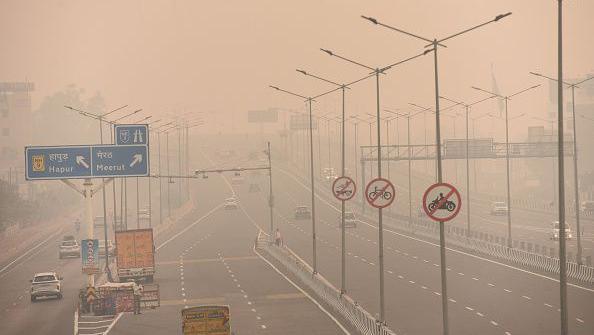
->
left=59, top=240, right=81, bottom=259
left=30, top=272, right=62, bottom=302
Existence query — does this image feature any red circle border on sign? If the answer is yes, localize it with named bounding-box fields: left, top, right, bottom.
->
left=332, top=176, right=356, bottom=201
left=365, top=177, right=396, bottom=209
left=422, top=182, right=462, bottom=222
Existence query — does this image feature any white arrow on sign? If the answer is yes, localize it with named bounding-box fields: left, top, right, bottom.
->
left=76, top=155, right=89, bottom=169
left=129, top=154, right=143, bottom=168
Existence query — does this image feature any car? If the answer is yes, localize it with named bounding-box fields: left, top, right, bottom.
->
left=62, top=235, right=76, bottom=242
left=550, top=221, right=573, bottom=240
left=98, top=239, right=115, bottom=257
left=30, top=272, right=62, bottom=302
left=224, top=197, right=238, bottom=210
left=294, top=205, right=312, bottom=220
left=322, top=168, right=338, bottom=182
left=581, top=201, right=594, bottom=215
left=93, top=215, right=106, bottom=228
left=340, top=211, right=357, bottom=228
left=59, top=240, right=81, bottom=259
left=490, top=202, right=509, bottom=216
left=231, top=176, right=244, bottom=185
left=138, top=209, right=150, bottom=222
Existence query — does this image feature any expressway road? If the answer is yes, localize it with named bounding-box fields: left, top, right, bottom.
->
left=289, top=159, right=594, bottom=261
left=215, top=148, right=594, bottom=335
left=106, top=153, right=347, bottom=335
left=0, top=154, right=349, bottom=334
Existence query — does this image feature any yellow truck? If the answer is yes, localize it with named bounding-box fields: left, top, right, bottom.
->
left=182, top=305, right=230, bottom=335
left=115, top=228, right=155, bottom=283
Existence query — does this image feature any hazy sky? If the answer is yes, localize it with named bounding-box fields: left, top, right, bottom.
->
left=1, top=0, right=593, bottom=139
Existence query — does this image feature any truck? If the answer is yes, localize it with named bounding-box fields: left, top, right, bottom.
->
left=182, top=305, right=230, bottom=335
left=115, top=228, right=155, bottom=283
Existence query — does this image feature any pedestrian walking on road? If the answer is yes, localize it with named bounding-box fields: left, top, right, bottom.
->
left=133, top=281, right=143, bottom=315
left=275, top=228, right=283, bottom=247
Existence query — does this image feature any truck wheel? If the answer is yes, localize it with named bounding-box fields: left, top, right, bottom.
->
left=57, top=293, right=63, bottom=299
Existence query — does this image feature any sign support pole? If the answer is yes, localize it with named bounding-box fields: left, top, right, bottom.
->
left=84, top=178, right=95, bottom=288
left=340, top=86, right=346, bottom=295
left=432, top=40, right=449, bottom=335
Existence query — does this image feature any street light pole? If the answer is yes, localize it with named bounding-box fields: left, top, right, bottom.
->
left=270, top=86, right=318, bottom=274
left=362, top=13, right=512, bottom=333
left=439, top=95, right=496, bottom=237
left=297, top=69, right=349, bottom=294
left=530, top=71, right=594, bottom=265
left=319, top=48, right=429, bottom=324
left=473, top=84, right=540, bottom=247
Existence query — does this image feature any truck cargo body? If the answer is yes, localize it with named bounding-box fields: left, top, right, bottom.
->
left=115, top=228, right=155, bottom=282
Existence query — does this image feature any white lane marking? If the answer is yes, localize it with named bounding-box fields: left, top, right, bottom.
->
left=0, top=227, right=64, bottom=278
left=261, top=325, right=267, bottom=329
left=576, top=318, right=584, bottom=323
left=278, top=166, right=594, bottom=293
left=522, top=295, right=532, bottom=300
left=449, top=298, right=457, bottom=303
left=472, top=277, right=479, bottom=281
left=434, top=292, right=441, bottom=296
left=544, top=303, right=553, bottom=308
left=504, top=289, right=512, bottom=293
left=458, top=272, right=465, bottom=276
left=253, top=246, right=351, bottom=335
left=421, top=286, right=428, bottom=290
left=488, top=283, right=495, bottom=287
left=465, top=306, right=474, bottom=311
left=490, top=320, right=498, bottom=326
left=409, top=280, right=415, bottom=284
left=103, top=313, right=123, bottom=334
left=476, top=312, right=484, bottom=317
left=157, top=203, right=224, bottom=250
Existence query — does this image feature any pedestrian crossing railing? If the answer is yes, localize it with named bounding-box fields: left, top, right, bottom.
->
left=256, top=230, right=398, bottom=335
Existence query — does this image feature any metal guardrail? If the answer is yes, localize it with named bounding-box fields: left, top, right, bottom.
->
left=256, top=231, right=398, bottom=335
left=383, top=216, right=594, bottom=285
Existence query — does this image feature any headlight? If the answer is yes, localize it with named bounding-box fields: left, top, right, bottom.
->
left=568, top=235, right=572, bottom=238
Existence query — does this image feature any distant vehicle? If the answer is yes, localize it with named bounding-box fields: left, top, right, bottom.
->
left=138, top=208, right=150, bottom=222
left=294, top=205, right=311, bottom=220
left=581, top=201, right=594, bottom=215
left=115, top=229, right=156, bottom=283
left=94, top=215, right=106, bottom=228
left=59, top=240, right=81, bottom=259
left=550, top=221, right=573, bottom=240
left=231, top=176, right=244, bottom=185
left=62, top=235, right=76, bottom=242
left=340, top=211, right=357, bottom=228
left=182, top=305, right=231, bottom=335
left=322, top=168, right=338, bottom=182
left=98, top=239, right=115, bottom=257
left=490, top=202, right=509, bottom=216
left=224, top=197, right=238, bottom=210
left=30, top=272, right=62, bottom=302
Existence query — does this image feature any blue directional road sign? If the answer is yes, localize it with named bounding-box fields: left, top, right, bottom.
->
left=92, top=145, right=149, bottom=177
left=25, top=144, right=149, bottom=180
left=25, top=146, right=92, bottom=180
left=114, top=124, right=148, bottom=146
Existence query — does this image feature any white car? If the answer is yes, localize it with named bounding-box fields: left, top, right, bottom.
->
left=550, top=221, right=573, bottom=240
left=224, top=197, right=238, bottom=210
left=340, top=211, right=357, bottom=228
left=59, top=240, right=81, bottom=259
left=490, top=202, right=509, bottom=216
left=30, top=272, right=62, bottom=302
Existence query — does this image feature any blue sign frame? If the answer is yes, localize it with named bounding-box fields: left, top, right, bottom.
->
left=114, top=124, right=149, bottom=146
left=25, top=144, right=150, bottom=180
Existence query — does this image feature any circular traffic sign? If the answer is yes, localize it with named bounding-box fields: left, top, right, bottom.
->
left=365, top=178, right=396, bottom=209
left=332, top=176, right=356, bottom=201
left=422, top=182, right=462, bottom=222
